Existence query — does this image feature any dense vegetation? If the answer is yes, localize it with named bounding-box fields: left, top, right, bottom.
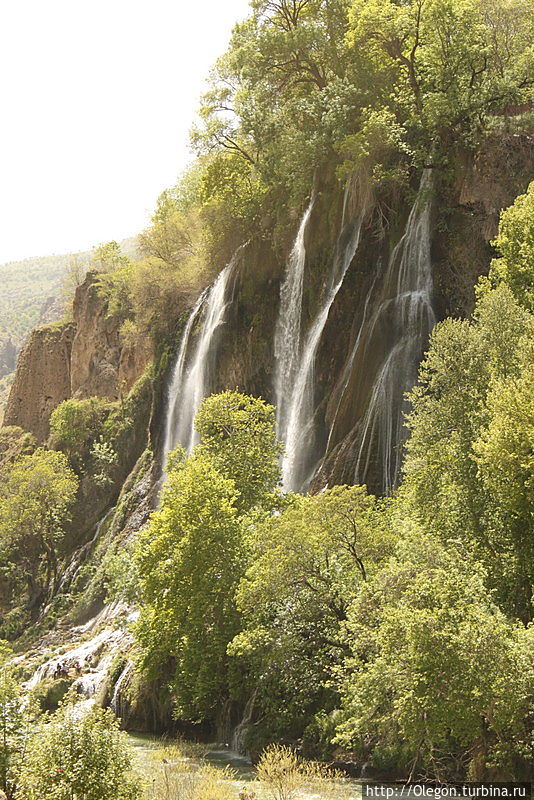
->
left=0, top=0, right=532, bottom=794
left=127, top=196, right=533, bottom=778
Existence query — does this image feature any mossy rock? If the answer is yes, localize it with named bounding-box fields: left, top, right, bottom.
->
left=33, top=678, right=73, bottom=712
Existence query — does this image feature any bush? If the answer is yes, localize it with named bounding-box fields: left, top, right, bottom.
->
left=256, top=744, right=343, bottom=800
left=49, top=397, right=110, bottom=468
left=147, top=746, right=235, bottom=800
left=17, top=699, right=141, bottom=800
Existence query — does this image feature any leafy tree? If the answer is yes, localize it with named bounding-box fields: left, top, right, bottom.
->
left=490, top=181, right=534, bottom=311
left=91, top=241, right=132, bottom=273
left=194, top=390, right=281, bottom=512
left=336, top=532, right=533, bottom=780
left=135, top=392, right=281, bottom=722
left=0, top=449, right=78, bottom=611
left=135, top=453, right=245, bottom=721
left=0, top=643, right=33, bottom=800
left=402, top=284, right=533, bottom=620
left=49, top=397, right=109, bottom=470
left=17, top=699, right=140, bottom=800
left=346, top=0, right=534, bottom=151
left=229, top=486, right=394, bottom=744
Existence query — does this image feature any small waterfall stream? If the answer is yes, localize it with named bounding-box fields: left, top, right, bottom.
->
left=163, top=251, right=241, bottom=462
left=281, top=211, right=364, bottom=491
left=327, top=169, right=435, bottom=493
left=274, top=198, right=315, bottom=444
left=162, top=290, right=208, bottom=460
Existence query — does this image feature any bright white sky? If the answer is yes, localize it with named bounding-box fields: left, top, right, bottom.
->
left=0, top=0, right=251, bottom=264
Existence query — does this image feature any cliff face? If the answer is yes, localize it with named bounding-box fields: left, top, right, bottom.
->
left=5, top=137, right=533, bottom=487
left=4, top=273, right=152, bottom=442
left=174, top=136, right=533, bottom=494
left=70, top=272, right=151, bottom=401
left=4, top=323, right=75, bottom=441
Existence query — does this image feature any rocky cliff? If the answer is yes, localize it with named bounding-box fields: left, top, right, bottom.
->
left=172, top=136, right=533, bottom=493
left=4, top=272, right=153, bottom=441
left=5, top=137, right=533, bottom=484
left=4, top=323, right=75, bottom=441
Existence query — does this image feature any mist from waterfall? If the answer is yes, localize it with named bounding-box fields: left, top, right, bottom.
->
left=162, top=254, right=238, bottom=462
left=274, top=198, right=314, bottom=442
left=351, top=169, right=435, bottom=493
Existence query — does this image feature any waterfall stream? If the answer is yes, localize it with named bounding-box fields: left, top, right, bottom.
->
left=281, top=212, right=364, bottom=491
left=274, top=198, right=315, bottom=446
left=162, top=291, right=208, bottom=461
left=328, top=170, right=435, bottom=493
left=163, top=252, right=240, bottom=462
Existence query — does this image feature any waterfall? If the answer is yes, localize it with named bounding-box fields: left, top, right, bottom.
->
left=280, top=209, right=364, bottom=492
left=111, top=661, right=134, bottom=720
left=162, top=253, right=240, bottom=462
left=274, top=198, right=314, bottom=442
left=162, top=291, right=207, bottom=460
left=352, top=169, right=435, bottom=493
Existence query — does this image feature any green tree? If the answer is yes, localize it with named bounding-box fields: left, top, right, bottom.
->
left=229, top=486, right=394, bottom=745
left=336, top=533, right=533, bottom=780
left=135, top=454, right=245, bottom=721
left=0, top=643, right=32, bottom=800
left=17, top=699, right=140, bottom=800
left=194, top=390, right=281, bottom=511
left=49, top=397, right=109, bottom=470
left=0, top=449, right=78, bottom=611
left=490, top=181, right=534, bottom=310
left=346, top=0, right=533, bottom=151
left=135, top=392, right=281, bottom=722
left=402, top=284, right=533, bottom=620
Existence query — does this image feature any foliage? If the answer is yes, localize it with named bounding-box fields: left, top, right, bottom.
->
left=17, top=699, right=141, bottom=800
left=0, top=644, right=33, bottom=800
left=49, top=397, right=110, bottom=469
left=102, top=545, right=139, bottom=604
left=336, top=532, right=534, bottom=780
left=188, top=0, right=533, bottom=240
left=135, top=453, right=245, bottom=720
left=490, top=180, right=534, bottom=310
left=145, top=746, right=235, bottom=800
left=256, top=744, right=343, bottom=800
left=346, top=0, right=533, bottom=151
left=194, top=390, right=281, bottom=511
left=402, top=283, right=533, bottom=621
left=230, top=486, right=394, bottom=741
left=0, top=449, right=78, bottom=615
left=90, top=437, right=119, bottom=486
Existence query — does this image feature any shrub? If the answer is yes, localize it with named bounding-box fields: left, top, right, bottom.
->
left=256, top=744, right=343, bottom=800
left=49, top=397, right=109, bottom=468
left=17, top=699, right=141, bottom=800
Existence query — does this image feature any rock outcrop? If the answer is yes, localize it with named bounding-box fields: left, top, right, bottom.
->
left=4, top=273, right=152, bottom=441
left=4, top=323, right=75, bottom=440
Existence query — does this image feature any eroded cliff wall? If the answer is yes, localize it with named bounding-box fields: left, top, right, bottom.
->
left=4, top=273, right=153, bottom=442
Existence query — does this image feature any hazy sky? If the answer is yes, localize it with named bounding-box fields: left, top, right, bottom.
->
left=0, top=0, right=251, bottom=264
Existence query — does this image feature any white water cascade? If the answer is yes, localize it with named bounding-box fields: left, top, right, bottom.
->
left=162, top=254, right=239, bottom=462
left=278, top=196, right=364, bottom=492
left=162, top=290, right=208, bottom=460
left=352, top=169, right=435, bottom=493
left=274, top=198, right=315, bottom=441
